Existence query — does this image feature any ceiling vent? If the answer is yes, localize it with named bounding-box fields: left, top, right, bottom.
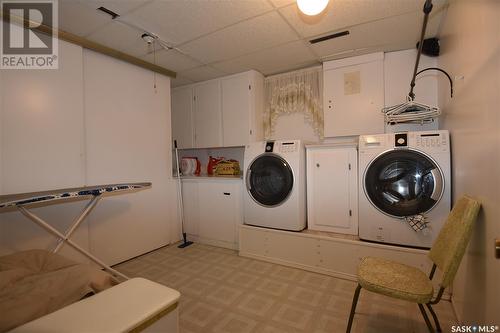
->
left=97, top=6, right=120, bottom=19
left=309, top=30, right=349, bottom=44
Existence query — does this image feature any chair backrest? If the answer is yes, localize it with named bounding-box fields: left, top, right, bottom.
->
left=428, top=196, right=480, bottom=288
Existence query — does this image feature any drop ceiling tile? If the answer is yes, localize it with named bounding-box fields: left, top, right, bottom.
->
left=279, top=0, right=447, bottom=38
left=82, top=0, right=151, bottom=16
left=211, top=40, right=319, bottom=76
left=311, top=9, right=445, bottom=61
left=179, top=11, right=300, bottom=64
left=171, top=75, right=194, bottom=88
left=121, top=0, right=273, bottom=46
left=179, top=66, right=226, bottom=83
left=208, top=62, right=253, bottom=76
left=59, top=0, right=151, bottom=37
left=86, top=21, right=153, bottom=57
left=142, top=49, right=202, bottom=73
left=59, top=1, right=111, bottom=36
left=269, top=0, right=295, bottom=8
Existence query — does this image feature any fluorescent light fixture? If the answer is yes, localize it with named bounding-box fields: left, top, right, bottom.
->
left=297, top=0, right=329, bottom=16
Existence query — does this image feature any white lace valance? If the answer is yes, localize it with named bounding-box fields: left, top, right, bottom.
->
left=264, top=66, right=323, bottom=139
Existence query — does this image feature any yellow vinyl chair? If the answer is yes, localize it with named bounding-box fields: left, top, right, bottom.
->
left=346, top=196, right=481, bottom=333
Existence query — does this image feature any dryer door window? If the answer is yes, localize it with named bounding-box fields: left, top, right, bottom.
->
left=247, top=154, right=294, bottom=207
left=364, top=150, right=444, bottom=217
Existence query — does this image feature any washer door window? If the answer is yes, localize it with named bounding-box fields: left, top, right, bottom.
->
left=247, top=154, right=294, bottom=207
left=364, top=150, right=444, bottom=217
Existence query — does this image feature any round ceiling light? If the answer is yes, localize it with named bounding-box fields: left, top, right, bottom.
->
left=297, top=0, right=329, bottom=16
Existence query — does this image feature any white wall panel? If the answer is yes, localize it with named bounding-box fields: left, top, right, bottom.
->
left=83, top=50, right=176, bottom=265
left=439, top=0, right=500, bottom=324
left=1, top=41, right=85, bottom=193
left=384, top=49, right=439, bottom=132
left=0, top=41, right=89, bottom=261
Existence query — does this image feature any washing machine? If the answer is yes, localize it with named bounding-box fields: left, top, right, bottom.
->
left=243, top=140, right=306, bottom=231
left=358, top=130, right=451, bottom=248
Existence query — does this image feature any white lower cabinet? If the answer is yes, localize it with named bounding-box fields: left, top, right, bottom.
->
left=181, top=179, right=242, bottom=249
left=306, top=145, right=358, bottom=235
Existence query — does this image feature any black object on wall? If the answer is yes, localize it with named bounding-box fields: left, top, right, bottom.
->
left=417, top=37, right=440, bottom=57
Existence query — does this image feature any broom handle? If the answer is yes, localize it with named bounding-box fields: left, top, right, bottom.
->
left=409, top=0, right=433, bottom=101
left=174, top=140, right=186, bottom=236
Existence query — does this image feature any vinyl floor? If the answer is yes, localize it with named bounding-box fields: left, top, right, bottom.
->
left=114, top=243, right=458, bottom=333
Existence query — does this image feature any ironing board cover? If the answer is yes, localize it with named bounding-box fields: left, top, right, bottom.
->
left=0, top=183, right=151, bottom=209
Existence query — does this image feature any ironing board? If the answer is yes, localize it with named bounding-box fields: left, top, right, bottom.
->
left=0, top=183, right=151, bottom=281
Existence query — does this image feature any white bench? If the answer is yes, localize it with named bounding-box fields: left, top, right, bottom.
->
left=10, top=278, right=181, bottom=333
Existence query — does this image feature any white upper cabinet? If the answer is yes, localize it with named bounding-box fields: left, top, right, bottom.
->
left=193, top=80, right=223, bottom=148
left=221, top=71, right=264, bottom=147
left=170, top=70, right=264, bottom=149
left=171, top=86, right=194, bottom=149
left=323, top=52, right=385, bottom=137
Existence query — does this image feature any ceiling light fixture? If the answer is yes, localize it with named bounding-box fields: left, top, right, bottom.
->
left=297, top=0, right=329, bottom=16
left=141, top=33, right=155, bottom=44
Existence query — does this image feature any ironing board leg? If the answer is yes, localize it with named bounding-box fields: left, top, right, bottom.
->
left=53, top=195, right=101, bottom=253
left=18, top=205, right=129, bottom=281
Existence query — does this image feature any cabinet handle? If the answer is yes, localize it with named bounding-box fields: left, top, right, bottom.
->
left=223, top=192, right=231, bottom=196
left=316, top=163, right=320, bottom=168
left=496, top=238, right=500, bottom=259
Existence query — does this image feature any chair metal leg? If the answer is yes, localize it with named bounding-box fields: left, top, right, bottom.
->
left=418, top=304, right=435, bottom=333
left=426, top=304, right=442, bottom=332
left=346, top=284, right=362, bottom=333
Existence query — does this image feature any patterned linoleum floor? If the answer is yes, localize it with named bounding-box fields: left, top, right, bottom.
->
left=114, top=243, right=458, bottom=333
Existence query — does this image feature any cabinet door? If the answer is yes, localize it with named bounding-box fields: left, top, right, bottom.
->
left=171, top=86, right=194, bottom=149
left=198, top=182, right=240, bottom=244
left=181, top=181, right=199, bottom=236
left=193, top=80, right=222, bottom=148
left=323, top=59, right=384, bottom=137
left=307, top=147, right=358, bottom=234
left=221, top=73, right=250, bottom=147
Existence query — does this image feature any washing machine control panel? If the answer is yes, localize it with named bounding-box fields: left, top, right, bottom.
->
left=414, top=133, right=448, bottom=150
left=279, top=141, right=298, bottom=153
